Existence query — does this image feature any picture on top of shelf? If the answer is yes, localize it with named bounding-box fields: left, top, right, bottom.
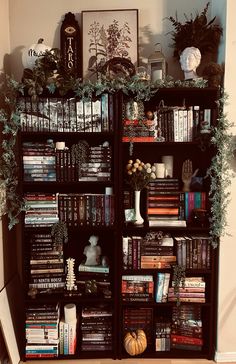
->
left=82, top=9, right=138, bottom=80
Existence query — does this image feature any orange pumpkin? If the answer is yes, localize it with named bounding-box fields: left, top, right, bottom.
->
left=123, top=329, right=147, bottom=356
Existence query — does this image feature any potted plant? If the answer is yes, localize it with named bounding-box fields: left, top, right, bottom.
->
left=166, top=2, right=223, bottom=77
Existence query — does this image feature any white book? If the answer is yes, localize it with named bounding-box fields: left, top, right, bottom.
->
left=149, top=220, right=186, bottom=227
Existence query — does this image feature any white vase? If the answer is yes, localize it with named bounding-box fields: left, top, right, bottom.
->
left=134, top=190, right=144, bottom=225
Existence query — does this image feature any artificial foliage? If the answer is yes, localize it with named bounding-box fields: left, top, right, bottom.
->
left=207, top=91, right=235, bottom=247
left=51, top=221, right=68, bottom=246
left=172, top=264, right=186, bottom=306
left=166, top=1, right=223, bottom=58
left=0, top=74, right=25, bottom=229
left=0, top=61, right=234, bottom=244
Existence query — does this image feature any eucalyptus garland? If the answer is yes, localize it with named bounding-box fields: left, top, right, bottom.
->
left=51, top=221, right=68, bottom=246
left=0, top=68, right=234, bottom=242
left=207, top=91, right=235, bottom=247
left=0, top=74, right=26, bottom=229
left=172, top=264, right=186, bottom=306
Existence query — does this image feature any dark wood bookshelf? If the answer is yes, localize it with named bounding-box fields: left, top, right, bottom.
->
left=19, top=88, right=219, bottom=361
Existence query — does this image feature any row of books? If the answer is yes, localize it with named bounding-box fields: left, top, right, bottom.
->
left=22, top=141, right=112, bottom=183
left=25, top=303, right=60, bottom=359
left=174, top=234, right=211, bottom=269
left=19, top=94, right=114, bottom=133
left=122, top=234, right=176, bottom=270
left=58, top=193, right=115, bottom=227
left=122, top=232, right=211, bottom=271
left=24, top=192, right=115, bottom=227
left=122, top=106, right=213, bottom=143
left=81, top=306, right=113, bottom=351
left=155, top=320, right=171, bottom=351
left=56, top=144, right=112, bottom=182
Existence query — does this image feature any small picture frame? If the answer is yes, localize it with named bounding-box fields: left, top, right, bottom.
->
left=82, top=9, right=138, bottom=80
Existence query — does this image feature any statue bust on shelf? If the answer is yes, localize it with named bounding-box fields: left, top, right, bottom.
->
left=179, top=47, right=201, bottom=80
left=83, top=235, right=101, bottom=266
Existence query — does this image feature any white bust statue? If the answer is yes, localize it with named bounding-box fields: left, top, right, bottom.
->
left=83, top=235, right=101, bottom=266
left=179, top=47, right=201, bottom=80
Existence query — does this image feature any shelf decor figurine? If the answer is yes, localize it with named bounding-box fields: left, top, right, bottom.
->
left=126, top=159, right=156, bottom=225
left=66, top=257, right=77, bottom=292
left=83, top=235, right=102, bottom=266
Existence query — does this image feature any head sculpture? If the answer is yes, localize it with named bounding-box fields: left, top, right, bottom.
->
left=179, top=47, right=201, bottom=80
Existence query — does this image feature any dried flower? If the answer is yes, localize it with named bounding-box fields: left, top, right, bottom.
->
left=126, top=158, right=156, bottom=191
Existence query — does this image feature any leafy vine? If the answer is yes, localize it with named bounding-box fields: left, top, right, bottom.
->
left=0, top=61, right=234, bottom=241
left=207, top=90, right=235, bottom=247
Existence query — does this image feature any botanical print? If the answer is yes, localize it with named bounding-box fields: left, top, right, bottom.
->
left=82, top=10, right=138, bottom=79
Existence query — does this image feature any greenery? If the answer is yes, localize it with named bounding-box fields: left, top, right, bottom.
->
left=172, top=264, right=186, bottom=306
left=0, top=53, right=234, bottom=243
left=0, top=74, right=26, bottom=229
left=207, top=91, right=235, bottom=247
left=166, top=2, right=223, bottom=58
left=51, top=221, right=68, bottom=247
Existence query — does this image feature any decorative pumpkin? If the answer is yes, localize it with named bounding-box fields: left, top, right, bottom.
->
left=123, top=329, right=147, bottom=356
left=22, top=38, right=51, bottom=70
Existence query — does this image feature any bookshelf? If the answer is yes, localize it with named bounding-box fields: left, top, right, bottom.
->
left=19, top=87, right=219, bottom=360
left=119, top=87, right=219, bottom=359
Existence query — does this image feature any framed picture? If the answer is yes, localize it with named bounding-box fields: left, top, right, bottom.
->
left=82, top=9, right=138, bottom=80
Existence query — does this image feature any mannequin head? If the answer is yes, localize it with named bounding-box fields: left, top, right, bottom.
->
left=179, top=47, right=201, bottom=79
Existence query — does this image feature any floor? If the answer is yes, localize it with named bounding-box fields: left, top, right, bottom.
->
left=19, top=360, right=236, bottom=364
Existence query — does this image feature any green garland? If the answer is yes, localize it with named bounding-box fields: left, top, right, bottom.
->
left=0, top=69, right=234, bottom=241
left=207, top=91, right=235, bottom=247
left=0, top=74, right=26, bottom=229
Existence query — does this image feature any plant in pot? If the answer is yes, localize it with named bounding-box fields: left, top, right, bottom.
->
left=166, top=2, right=223, bottom=80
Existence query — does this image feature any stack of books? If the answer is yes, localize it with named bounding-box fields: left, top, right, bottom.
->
left=122, top=275, right=154, bottom=302
left=25, top=303, right=60, bottom=359
left=141, top=233, right=176, bottom=269
left=147, top=180, right=186, bottom=227
left=171, top=305, right=203, bottom=351
left=122, top=118, right=156, bottom=142
left=81, top=306, right=113, bottom=351
left=168, top=277, right=206, bottom=303
left=79, top=144, right=112, bottom=181
left=28, top=232, right=65, bottom=294
left=24, top=193, right=59, bottom=226
left=23, top=141, right=56, bottom=182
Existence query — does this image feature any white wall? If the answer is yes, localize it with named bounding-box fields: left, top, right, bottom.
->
left=0, top=0, right=10, bottom=290
left=0, top=0, right=10, bottom=72
left=8, top=0, right=209, bottom=81
left=214, top=0, right=236, bottom=361
left=2, top=0, right=236, bottom=360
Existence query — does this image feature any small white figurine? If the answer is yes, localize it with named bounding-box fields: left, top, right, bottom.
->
left=66, top=257, right=77, bottom=291
left=179, top=47, right=201, bottom=80
left=83, top=235, right=101, bottom=266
